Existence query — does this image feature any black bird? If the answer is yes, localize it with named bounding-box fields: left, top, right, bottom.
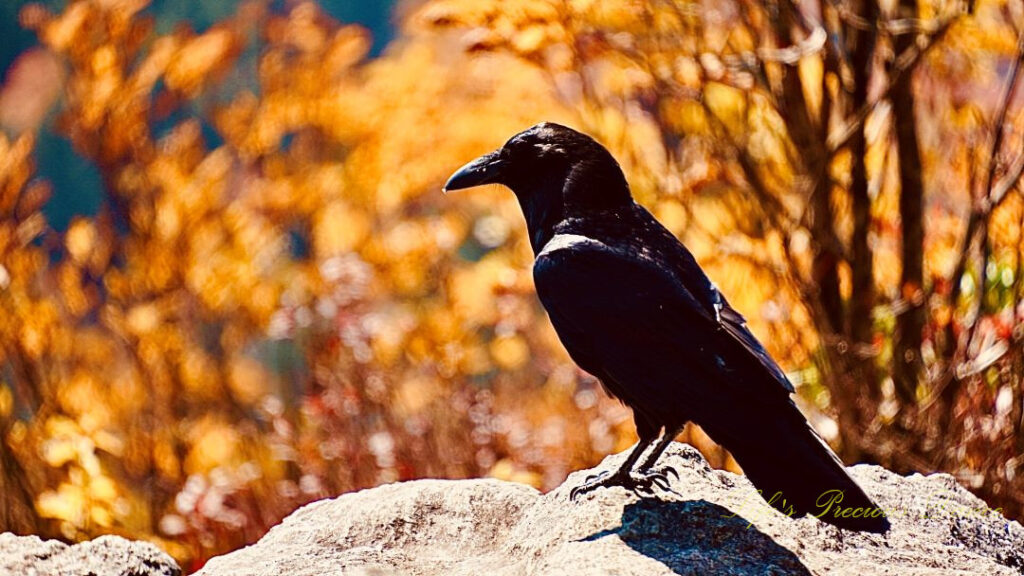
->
left=444, top=122, right=889, bottom=533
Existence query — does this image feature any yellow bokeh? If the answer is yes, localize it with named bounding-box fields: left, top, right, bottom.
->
left=0, top=0, right=1020, bottom=568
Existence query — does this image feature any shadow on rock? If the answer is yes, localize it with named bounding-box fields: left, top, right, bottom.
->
left=584, top=499, right=811, bottom=576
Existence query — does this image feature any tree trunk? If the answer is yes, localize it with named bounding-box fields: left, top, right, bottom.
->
left=819, top=0, right=884, bottom=462
left=890, top=10, right=927, bottom=403
left=847, top=0, right=878, bottom=365
left=0, top=423, right=40, bottom=533
left=775, top=1, right=843, bottom=335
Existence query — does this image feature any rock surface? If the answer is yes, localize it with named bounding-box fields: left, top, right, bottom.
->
left=0, top=532, right=180, bottom=576
left=194, top=443, right=1024, bottom=576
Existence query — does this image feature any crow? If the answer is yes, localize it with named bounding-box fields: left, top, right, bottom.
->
left=444, top=122, right=889, bottom=533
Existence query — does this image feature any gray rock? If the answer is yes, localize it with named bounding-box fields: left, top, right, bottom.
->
left=195, top=443, right=1024, bottom=576
left=0, top=532, right=180, bottom=576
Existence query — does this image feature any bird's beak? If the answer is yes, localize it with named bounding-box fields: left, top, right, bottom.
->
left=443, top=151, right=507, bottom=194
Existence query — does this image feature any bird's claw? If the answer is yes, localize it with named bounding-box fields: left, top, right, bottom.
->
left=570, top=471, right=629, bottom=501
left=569, top=467, right=679, bottom=502
left=634, top=468, right=676, bottom=494
left=649, top=465, right=680, bottom=481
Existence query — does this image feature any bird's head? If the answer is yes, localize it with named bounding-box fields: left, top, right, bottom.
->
left=444, top=122, right=632, bottom=253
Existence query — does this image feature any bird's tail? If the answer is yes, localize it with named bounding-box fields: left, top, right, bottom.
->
left=707, top=405, right=890, bottom=533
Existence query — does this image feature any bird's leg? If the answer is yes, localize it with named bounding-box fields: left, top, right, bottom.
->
left=569, top=414, right=671, bottom=500
left=570, top=435, right=657, bottom=501
left=632, top=424, right=686, bottom=488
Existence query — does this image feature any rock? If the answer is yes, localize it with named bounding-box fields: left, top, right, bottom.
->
left=0, top=532, right=180, bottom=576
left=195, top=443, right=1024, bottom=576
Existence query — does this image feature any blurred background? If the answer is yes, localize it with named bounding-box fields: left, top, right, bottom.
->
left=0, top=0, right=1022, bottom=570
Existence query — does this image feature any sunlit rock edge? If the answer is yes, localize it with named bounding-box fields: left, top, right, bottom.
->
left=4, top=443, right=1023, bottom=576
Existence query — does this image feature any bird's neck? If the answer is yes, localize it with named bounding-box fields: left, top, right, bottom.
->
left=563, top=157, right=631, bottom=213
left=516, top=182, right=565, bottom=256
left=516, top=157, right=632, bottom=256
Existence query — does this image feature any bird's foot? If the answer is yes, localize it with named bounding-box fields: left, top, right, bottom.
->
left=638, top=465, right=680, bottom=488
left=570, top=467, right=679, bottom=501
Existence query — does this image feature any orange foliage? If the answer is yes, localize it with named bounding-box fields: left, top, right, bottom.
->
left=0, top=0, right=1022, bottom=569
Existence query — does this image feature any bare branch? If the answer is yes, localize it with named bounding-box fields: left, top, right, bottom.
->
left=831, top=0, right=874, bottom=31
left=986, top=134, right=1024, bottom=210
left=983, top=33, right=1024, bottom=194
left=832, top=0, right=960, bottom=34
left=949, top=29, right=1024, bottom=377
left=732, top=26, right=827, bottom=66
left=885, top=15, right=956, bottom=35
left=827, top=12, right=960, bottom=152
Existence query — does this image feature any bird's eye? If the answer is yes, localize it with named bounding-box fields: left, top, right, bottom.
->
left=501, top=140, right=522, bottom=158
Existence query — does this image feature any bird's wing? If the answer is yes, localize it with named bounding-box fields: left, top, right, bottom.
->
left=718, top=303, right=794, bottom=393
left=533, top=237, right=794, bottom=410
left=663, top=230, right=795, bottom=393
